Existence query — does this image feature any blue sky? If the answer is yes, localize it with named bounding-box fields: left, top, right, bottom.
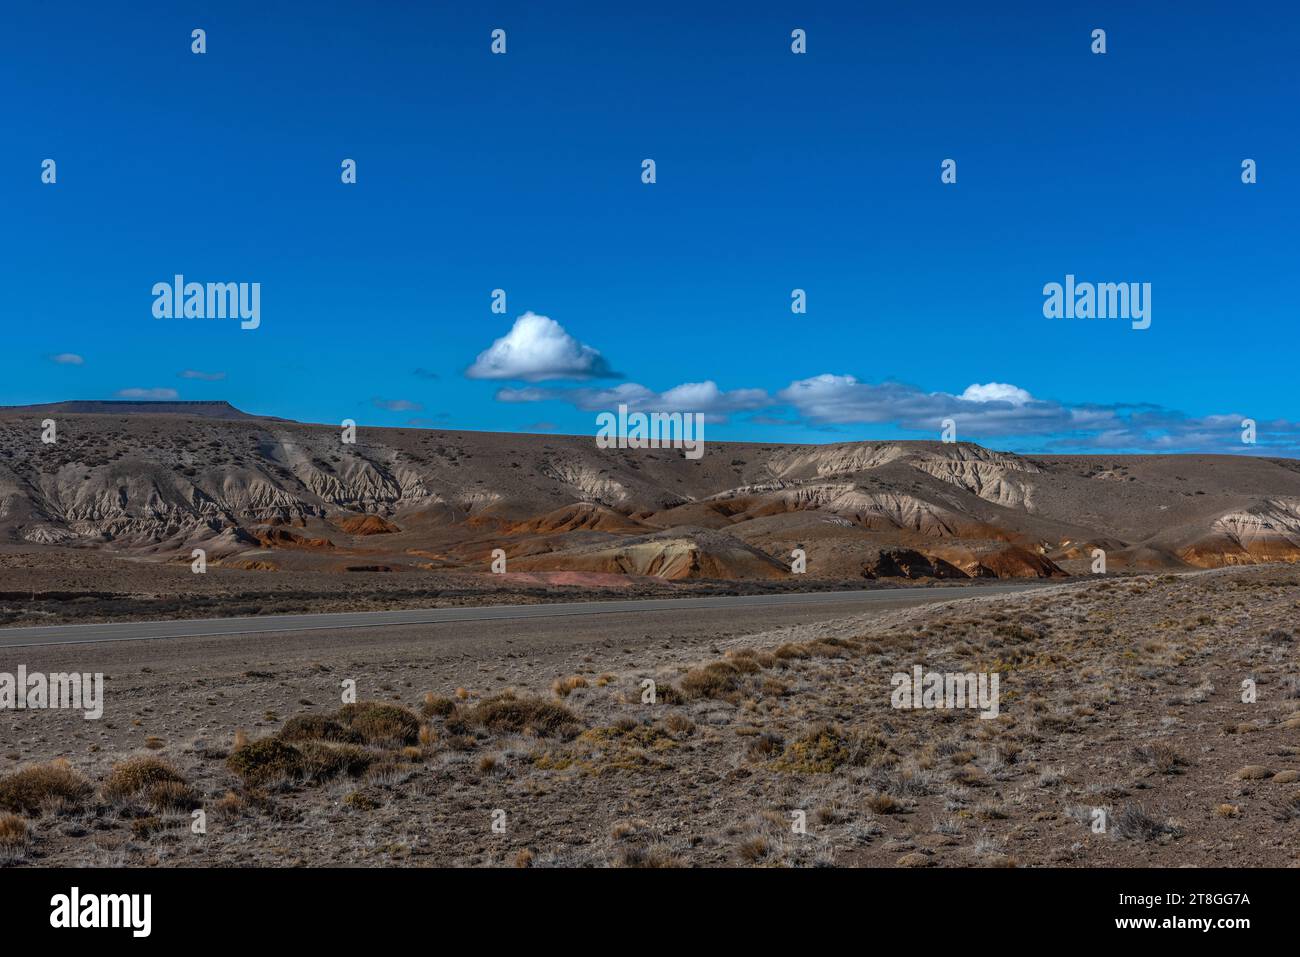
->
left=3, top=1, right=1297, bottom=453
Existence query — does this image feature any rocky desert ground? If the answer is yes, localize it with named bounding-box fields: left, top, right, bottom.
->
left=1, top=563, right=1297, bottom=868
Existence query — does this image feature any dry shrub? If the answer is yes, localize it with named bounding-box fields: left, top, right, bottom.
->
left=103, top=755, right=186, bottom=802
left=0, top=760, right=93, bottom=814
left=746, top=732, right=784, bottom=760
left=769, top=724, right=872, bottom=774
left=334, top=702, right=421, bottom=746
left=680, top=661, right=741, bottom=700
left=774, top=643, right=811, bottom=660
left=297, top=741, right=374, bottom=781
left=226, top=738, right=304, bottom=788
left=866, top=793, right=906, bottom=814
left=552, top=675, right=588, bottom=698
left=648, top=682, right=684, bottom=705
left=0, top=812, right=31, bottom=862
left=464, top=692, right=583, bottom=739
left=662, top=712, right=694, bottom=736
left=736, top=836, right=770, bottom=864
left=212, top=791, right=248, bottom=820
left=146, top=780, right=199, bottom=813
left=1111, top=804, right=1180, bottom=842
left=421, top=693, right=455, bottom=718
left=617, top=844, right=685, bottom=868
left=1132, top=742, right=1186, bottom=774
left=279, top=714, right=361, bottom=744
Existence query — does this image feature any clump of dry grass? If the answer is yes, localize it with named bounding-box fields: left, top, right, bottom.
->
left=297, top=741, right=374, bottom=781
left=746, top=732, right=784, bottom=760
left=679, top=661, right=742, bottom=700
left=662, top=712, right=694, bottom=736
left=147, top=780, right=199, bottom=813
left=102, top=755, right=186, bottom=802
left=769, top=724, right=872, bottom=774
left=551, top=675, right=588, bottom=698
left=616, top=843, right=685, bottom=868
left=421, top=693, right=455, bottom=718
left=226, top=737, right=304, bottom=788
left=461, top=691, right=583, bottom=739
left=212, top=790, right=248, bottom=820
left=1111, top=804, right=1181, bottom=842
left=334, top=702, right=421, bottom=747
left=1132, top=742, right=1187, bottom=775
left=865, top=792, right=907, bottom=814
left=0, top=812, right=32, bottom=863
left=0, top=760, right=93, bottom=814
left=735, top=836, right=771, bottom=864
left=278, top=714, right=361, bottom=744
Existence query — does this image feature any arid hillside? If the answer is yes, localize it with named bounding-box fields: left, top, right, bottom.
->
left=2, top=406, right=1300, bottom=586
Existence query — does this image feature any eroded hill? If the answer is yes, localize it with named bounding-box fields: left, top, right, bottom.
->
left=2, top=407, right=1300, bottom=584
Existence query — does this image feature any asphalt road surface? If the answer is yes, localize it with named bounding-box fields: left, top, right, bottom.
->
left=0, top=582, right=1054, bottom=650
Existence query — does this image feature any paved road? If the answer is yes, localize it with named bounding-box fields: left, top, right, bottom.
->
left=0, top=582, right=1055, bottom=649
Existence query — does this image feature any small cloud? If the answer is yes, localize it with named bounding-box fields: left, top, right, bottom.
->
left=497, top=379, right=768, bottom=423
left=960, top=382, right=1033, bottom=406
left=116, top=388, right=179, bottom=400
left=529, top=421, right=558, bottom=432
left=372, top=398, right=423, bottom=412
left=412, top=368, right=440, bottom=380
left=467, top=311, right=617, bottom=381
left=178, top=369, right=227, bottom=381
left=50, top=353, right=84, bottom=365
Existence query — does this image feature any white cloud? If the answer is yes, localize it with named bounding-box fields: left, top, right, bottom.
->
left=466, top=312, right=615, bottom=381
left=499, top=366, right=1300, bottom=454
left=776, top=374, right=1300, bottom=452
left=116, top=388, right=179, bottom=400
left=179, top=369, right=226, bottom=381
left=960, top=382, right=1033, bottom=405
left=776, top=374, right=1075, bottom=434
left=497, top=379, right=769, bottom=423
left=50, top=353, right=84, bottom=365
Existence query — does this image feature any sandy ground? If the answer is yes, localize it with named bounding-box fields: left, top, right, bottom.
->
left=1, top=565, right=1297, bottom=867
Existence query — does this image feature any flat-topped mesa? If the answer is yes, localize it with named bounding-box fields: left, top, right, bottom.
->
left=0, top=400, right=282, bottom=421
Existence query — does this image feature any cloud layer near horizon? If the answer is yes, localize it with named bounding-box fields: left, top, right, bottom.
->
left=497, top=373, right=1298, bottom=453
left=470, top=315, right=1299, bottom=453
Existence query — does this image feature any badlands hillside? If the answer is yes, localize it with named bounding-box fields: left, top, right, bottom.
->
left=1, top=403, right=1299, bottom=597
